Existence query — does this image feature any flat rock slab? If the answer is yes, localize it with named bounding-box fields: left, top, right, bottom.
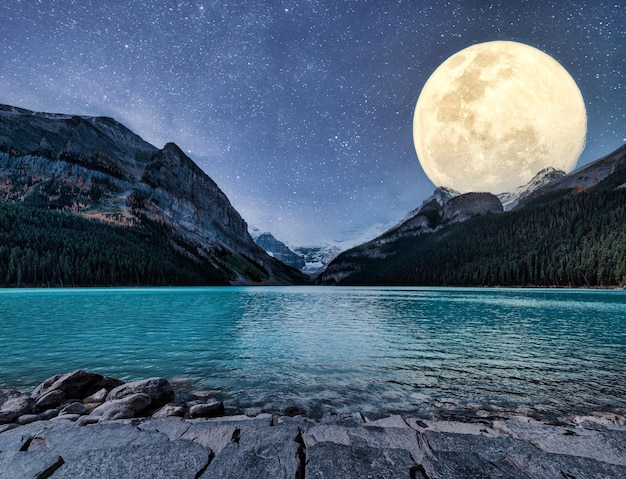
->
left=51, top=441, right=209, bottom=479
left=200, top=424, right=301, bottom=479
left=1, top=414, right=626, bottom=478
left=306, top=443, right=416, bottom=479
left=0, top=451, right=64, bottom=479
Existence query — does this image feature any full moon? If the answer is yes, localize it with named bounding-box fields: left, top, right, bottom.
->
left=413, top=41, right=587, bottom=193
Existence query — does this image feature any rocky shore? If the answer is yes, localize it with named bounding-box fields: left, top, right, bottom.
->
left=1, top=370, right=625, bottom=478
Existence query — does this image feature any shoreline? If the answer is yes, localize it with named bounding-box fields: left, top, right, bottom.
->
left=2, top=370, right=626, bottom=478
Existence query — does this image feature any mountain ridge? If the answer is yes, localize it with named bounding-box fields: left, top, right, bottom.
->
left=318, top=143, right=626, bottom=287
left=0, top=104, right=308, bottom=286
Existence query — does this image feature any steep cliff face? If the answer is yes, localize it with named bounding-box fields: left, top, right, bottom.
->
left=442, top=192, right=503, bottom=224
left=0, top=104, right=307, bottom=286
left=253, top=232, right=305, bottom=270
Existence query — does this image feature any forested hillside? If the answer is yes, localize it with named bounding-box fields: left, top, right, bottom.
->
left=0, top=203, right=243, bottom=286
left=322, top=186, right=626, bottom=288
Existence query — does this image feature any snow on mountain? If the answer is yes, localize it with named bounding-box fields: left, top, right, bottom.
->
left=497, top=167, right=565, bottom=211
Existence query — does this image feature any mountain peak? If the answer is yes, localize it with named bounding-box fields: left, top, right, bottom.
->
left=497, top=167, right=565, bottom=211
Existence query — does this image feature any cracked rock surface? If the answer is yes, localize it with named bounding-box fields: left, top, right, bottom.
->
left=1, top=412, right=625, bottom=478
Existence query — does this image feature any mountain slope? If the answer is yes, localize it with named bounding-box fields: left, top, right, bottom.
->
left=251, top=231, right=305, bottom=270
left=0, top=104, right=308, bottom=286
left=318, top=143, right=626, bottom=287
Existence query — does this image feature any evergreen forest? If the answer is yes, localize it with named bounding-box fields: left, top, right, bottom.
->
left=0, top=203, right=232, bottom=287
left=334, top=186, right=626, bottom=288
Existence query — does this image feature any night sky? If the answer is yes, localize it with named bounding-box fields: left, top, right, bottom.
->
left=1, top=1, right=624, bottom=246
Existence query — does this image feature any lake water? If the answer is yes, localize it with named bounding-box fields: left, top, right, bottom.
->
left=1, top=286, right=624, bottom=420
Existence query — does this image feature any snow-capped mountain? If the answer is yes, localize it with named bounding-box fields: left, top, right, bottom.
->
left=497, top=167, right=565, bottom=211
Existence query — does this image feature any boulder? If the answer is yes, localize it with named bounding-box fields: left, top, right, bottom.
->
left=151, top=404, right=186, bottom=418
left=189, top=401, right=225, bottom=419
left=107, top=378, right=174, bottom=410
left=83, top=388, right=108, bottom=404
left=35, top=390, right=66, bottom=410
left=60, top=402, right=87, bottom=416
left=31, top=370, right=123, bottom=406
left=0, top=387, right=34, bottom=424
left=90, top=393, right=152, bottom=420
left=17, top=414, right=40, bottom=425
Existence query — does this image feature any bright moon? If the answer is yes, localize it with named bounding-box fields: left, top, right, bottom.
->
left=413, top=41, right=587, bottom=193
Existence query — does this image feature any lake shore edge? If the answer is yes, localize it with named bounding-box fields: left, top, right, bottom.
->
left=2, top=370, right=626, bottom=478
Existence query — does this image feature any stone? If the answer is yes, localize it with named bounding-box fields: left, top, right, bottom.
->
left=107, top=377, right=174, bottom=409
left=60, top=401, right=87, bottom=415
left=189, top=401, right=225, bottom=419
left=347, top=425, right=424, bottom=464
left=494, top=417, right=626, bottom=466
left=306, top=444, right=416, bottom=479
left=182, top=423, right=238, bottom=455
left=302, top=424, right=351, bottom=447
left=363, top=414, right=409, bottom=428
left=31, top=370, right=123, bottom=403
left=0, top=451, right=64, bottom=479
left=38, top=409, right=59, bottom=420
left=139, top=417, right=192, bottom=440
left=52, top=414, right=81, bottom=422
left=0, top=388, right=34, bottom=424
left=151, top=403, right=186, bottom=418
left=201, top=424, right=301, bottom=479
left=506, top=449, right=626, bottom=479
left=16, top=414, right=39, bottom=425
left=51, top=441, right=210, bottom=479
left=35, top=389, right=66, bottom=410
left=90, top=393, right=152, bottom=420
left=83, top=387, right=108, bottom=403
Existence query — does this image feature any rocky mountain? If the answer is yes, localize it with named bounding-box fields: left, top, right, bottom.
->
left=251, top=231, right=305, bottom=270
left=497, top=167, right=565, bottom=211
left=293, top=244, right=343, bottom=276
left=318, top=143, right=626, bottom=287
left=513, top=143, right=626, bottom=209
left=0, top=104, right=308, bottom=286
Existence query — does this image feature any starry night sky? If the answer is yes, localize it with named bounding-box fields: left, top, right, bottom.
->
left=1, top=1, right=624, bottom=246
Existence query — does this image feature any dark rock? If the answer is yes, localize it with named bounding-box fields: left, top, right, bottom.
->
left=60, top=402, right=87, bottom=416
left=151, top=404, right=186, bottom=418
left=0, top=388, right=34, bottom=424
left=189, top=401, right=225, bottom=419
left=35, top=390, right=66, bottom=410
left=281, top=405, right=305, bottom=417
left=306, top=443, right=416, bottom=479
left=31, top=370, right=123, bottom=405
left=107, top=377, right=174, bottom=409
left=90, top=393, right=152, bottom=420
left=38, top=409, right=59, bottom=420
left=16, top=414, right=39, bottom=425
left=200, top=424, right=301, bottom=479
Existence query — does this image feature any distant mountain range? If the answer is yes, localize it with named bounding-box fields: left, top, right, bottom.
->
left=318, top=143, right=626, bottom=287
left=0, top=104, right=308, bottom=286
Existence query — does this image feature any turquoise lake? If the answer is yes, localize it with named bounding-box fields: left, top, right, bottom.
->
left=1, top=286, right=624, bottom=419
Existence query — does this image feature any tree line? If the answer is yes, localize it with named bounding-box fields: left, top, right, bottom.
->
left=336, top=186, right=626, bottom=288
left=0, top=203, right=230, bottom=287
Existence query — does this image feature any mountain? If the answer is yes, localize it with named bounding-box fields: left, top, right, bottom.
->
left=497, top=167, right=565, bottom=211
left=251, top=231, right=305, bottom=270
left=318, top=143, right=626, bottom=287
left=0, top=104, right=308, bottom=286
left=292, top=244, right=343, bottom=276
